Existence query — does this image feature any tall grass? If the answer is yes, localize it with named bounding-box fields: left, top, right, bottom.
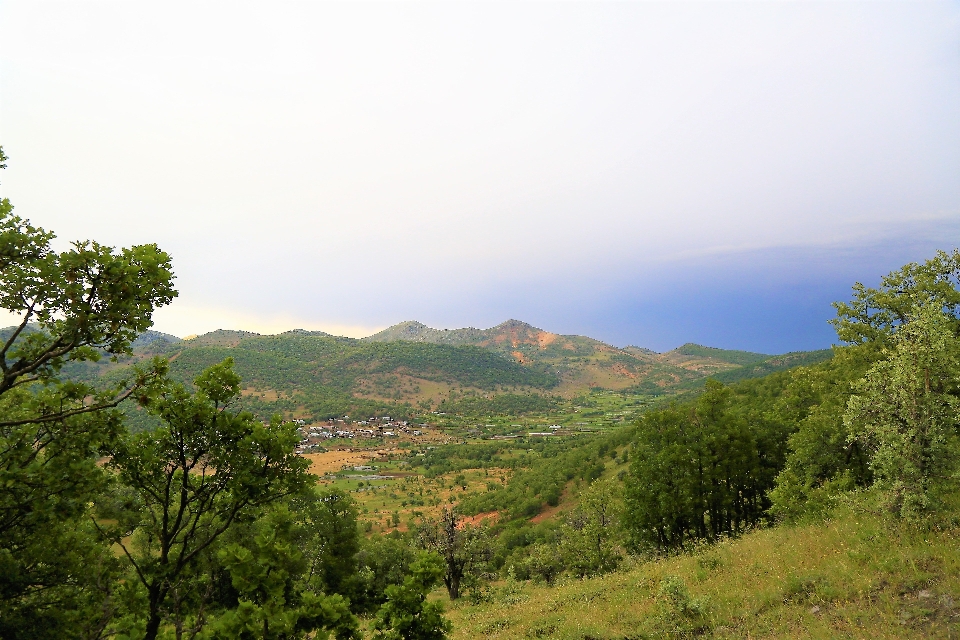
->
left=443, top=496, right=960, bottom=639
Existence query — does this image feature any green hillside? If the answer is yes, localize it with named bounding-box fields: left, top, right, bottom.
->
left=362, top=319, right=818, bottom=399
left=445, top=498, right=960, bottom=639
left=671, top=348, right=835, bottom=392
left=707, top=348, right=834, bottom=383
left=24, top=319, right=835, bottom=425
left=668, top=342, right=771, bottom=365
left=58, top=329, right=562, bottom=424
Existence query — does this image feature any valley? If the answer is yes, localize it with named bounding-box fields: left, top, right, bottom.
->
left=4, top=249, right=960, bottom=639
left=58, top=319, right=831, bottom=436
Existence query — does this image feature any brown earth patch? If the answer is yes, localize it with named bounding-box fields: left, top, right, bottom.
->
left=241, top=388, right=283, bottom=401
left=510, top=351, right=527, bottom=364
left=529, top=485, right=572, bottom=524
left=610, top=364, right=638, bottom=379
left=303, top=448, right=400, bottom=475
left=536, top=331, right=558, bottom=349
left=511, top=350, right=528, bottom=364
left=458, top=511, right=500, bottom=527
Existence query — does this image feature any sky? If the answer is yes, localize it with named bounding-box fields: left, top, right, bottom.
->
left=1, top=1, right=958, bottom=353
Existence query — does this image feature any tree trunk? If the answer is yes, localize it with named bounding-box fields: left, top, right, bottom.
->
left=446, top=572, right=461, bottom=600
left=145, top=611, right=162, bottom=640
left=145, top=585, right=163, bottom=640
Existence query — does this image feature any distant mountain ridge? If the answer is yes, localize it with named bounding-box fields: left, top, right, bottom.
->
left=4, top=319, right=832, bottom=423
left=359, top=319, right=828, bottom=396
left=364, top=319, right=605, bottom=349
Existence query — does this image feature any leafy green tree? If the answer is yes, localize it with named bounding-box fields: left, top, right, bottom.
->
left=289, top=487, right=360, bottom=602
left=415, top=508, right=491, bottom=600
left=523, top=543, right=563, bottom=585
left=772, top=250, right=960, bottom=519
left=559, top=478, right=622, bottom=577
left=845, top=303, right=960, bottom=519
left=371, top=552, right=450, bottom=640
left=354, top=534, right=417, bottom=612
left=95, top=359, right=310, bottom=640
left=832, top=249, right=960, bottom=348
left=0, top=145, right=177, bottom=637
left=206, top=507, right=358, bottom=640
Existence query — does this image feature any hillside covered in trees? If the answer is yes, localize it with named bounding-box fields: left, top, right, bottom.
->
left=50, top=319, right=832, bottom=426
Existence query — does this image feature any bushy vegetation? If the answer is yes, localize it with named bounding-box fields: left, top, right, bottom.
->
left=457, top=433, right=631, bottom=519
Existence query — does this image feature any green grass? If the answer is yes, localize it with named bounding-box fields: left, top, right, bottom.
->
left=443, top=497, right=960, bottom=639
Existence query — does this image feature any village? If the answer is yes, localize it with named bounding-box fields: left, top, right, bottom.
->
left=292, top=415, right=448, bottom=454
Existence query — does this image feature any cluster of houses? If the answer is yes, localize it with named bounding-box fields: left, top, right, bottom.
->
left=294, top=416, right=426, bottom=454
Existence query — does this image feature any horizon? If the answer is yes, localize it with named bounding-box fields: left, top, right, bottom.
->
left=1, top=2, right=957, bottom=353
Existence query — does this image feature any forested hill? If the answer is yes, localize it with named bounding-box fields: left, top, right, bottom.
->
left=15, top=321, right=831, bottom=424
left=668, top=342, right=770, bottom=365
left=363, top=319, right=829, bottom=395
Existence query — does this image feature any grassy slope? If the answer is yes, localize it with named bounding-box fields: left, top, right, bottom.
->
left=445, top=500, right=960, bottom=639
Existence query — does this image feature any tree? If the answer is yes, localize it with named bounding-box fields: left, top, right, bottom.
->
left=771, top=250, right=960, bottom=519
left=832, top=249, right=960, bottom=348
left=0, top=145, right=177, bottom=637
left=371, top=552, right=450, bottom=640
left=206, top=507, right=359, bottom=640
left=95, top=359, right=310, bottom=640
left=559, top=478, right=622, bottom=577
left=845, top=303, right=960, bottom=519
left=354, top=534, right=417, bottom=612
left=415, top=508, right=490, bottom=600
left=523, top=543, right=563, bottom=585
left=289, top=487, right=361, bottom=604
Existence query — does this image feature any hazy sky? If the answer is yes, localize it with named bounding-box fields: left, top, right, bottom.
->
left=1, top=1, right=958, bottom=353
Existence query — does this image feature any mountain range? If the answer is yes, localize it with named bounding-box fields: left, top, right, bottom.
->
left=12, top=319, right=832, bottom=423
